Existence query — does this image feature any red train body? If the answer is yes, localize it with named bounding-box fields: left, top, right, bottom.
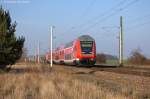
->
left=45, top=35, right=96, bottom=65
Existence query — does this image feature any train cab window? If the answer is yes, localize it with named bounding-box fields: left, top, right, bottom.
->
left=80, top=41, right=93, bottom=53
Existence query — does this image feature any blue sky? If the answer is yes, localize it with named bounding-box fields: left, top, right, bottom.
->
left=1, top=0, right=150, bottom=58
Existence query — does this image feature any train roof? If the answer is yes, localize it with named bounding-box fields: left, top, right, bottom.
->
left=55, top=35, right=95, bottom=50
left=78, top=35, right=94, bottom=41
left=65, top=41, right=74, bottom=48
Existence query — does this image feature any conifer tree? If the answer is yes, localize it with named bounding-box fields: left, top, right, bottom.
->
left=0, top=6, right=25, bottom=70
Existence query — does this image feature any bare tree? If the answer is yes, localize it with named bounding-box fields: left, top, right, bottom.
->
left=128, top=49, right=147, bottom=65
left=96, top=53, right=106, bottom=64
left=18, top=47, right=28, bottom=62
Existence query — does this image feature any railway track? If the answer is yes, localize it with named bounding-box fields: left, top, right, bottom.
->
left=81, top=64, right=150, bottom=77
left=7, top=64, right=150, bottom=77
left=91, top=66, right=150, bottom=77
left=61, top=64, right=150, bottom=77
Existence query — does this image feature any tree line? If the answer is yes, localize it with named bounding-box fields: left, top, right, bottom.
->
left=96, top=49, right=150, bottom=66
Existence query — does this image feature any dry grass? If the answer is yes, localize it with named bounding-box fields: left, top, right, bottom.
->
left=0, top=63, right=150, bottom=99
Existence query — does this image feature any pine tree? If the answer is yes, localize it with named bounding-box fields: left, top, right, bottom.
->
left=0, top=6, right=25, bottom=70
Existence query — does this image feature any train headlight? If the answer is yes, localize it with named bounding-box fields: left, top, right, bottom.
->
left=91, top=58, right=95, bottom=61
left=76, top=58, right=79, bottom=61
left=91, top=58, right=94, bottom=61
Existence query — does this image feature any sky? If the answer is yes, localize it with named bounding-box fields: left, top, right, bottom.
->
left=1, top=0, right=150, bottom=58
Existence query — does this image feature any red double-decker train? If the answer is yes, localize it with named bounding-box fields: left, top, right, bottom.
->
left=45, top=35, right=96, bottom=65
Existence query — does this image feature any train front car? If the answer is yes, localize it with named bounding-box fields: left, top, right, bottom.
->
left=75, top=35, right=96, bottom=65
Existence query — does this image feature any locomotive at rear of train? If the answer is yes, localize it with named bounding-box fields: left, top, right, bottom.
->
left=45, top=35, right=96, bottom=65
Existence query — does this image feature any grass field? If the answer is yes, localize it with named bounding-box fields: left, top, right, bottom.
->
left=106, top=59, right=130, bottom=65
left=0, top=63, right=150, bottom=99
left=106, top=59, right=118, bottom=65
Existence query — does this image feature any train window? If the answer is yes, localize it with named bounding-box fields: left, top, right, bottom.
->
left=61, top=51, right=64, bottom=55
left=80, top=41, right=93, bottom=53
left=65, top=54, right=72, bottom=60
